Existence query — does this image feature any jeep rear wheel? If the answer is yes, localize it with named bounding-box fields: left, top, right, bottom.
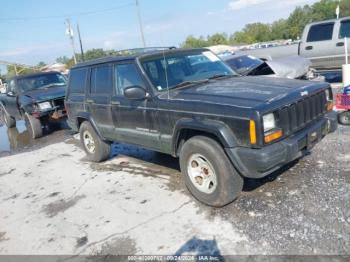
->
left=0, top=107, right=16, bottom=128
left=25, top=113, right=43, bottom=139
left=338, top=111, right=350, bottom=125
left=79, top=121, right=111, bottom=162
left=179, top=136, right=243, bottom=207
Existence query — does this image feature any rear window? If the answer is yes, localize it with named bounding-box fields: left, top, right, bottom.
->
left=90, top=65, right=112, bottom=94
left=69, top=68, right=87, bottom=94
left=339, top=20, right=350, bottom=38
left=307, top=23, right=334, bottom=42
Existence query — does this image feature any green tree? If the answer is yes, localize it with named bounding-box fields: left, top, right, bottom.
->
left=207, top=33, right=229, bottom=46
left=181, top=35, right=208, bottom=48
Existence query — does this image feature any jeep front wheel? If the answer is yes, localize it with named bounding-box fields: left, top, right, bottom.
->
left=79, top=121, right=111, bottom=162
left=25, top=113, right=43, bottom=139
left=179, top=136, right=243, bottom=207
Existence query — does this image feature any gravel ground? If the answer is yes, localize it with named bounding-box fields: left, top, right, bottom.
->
left=0, top=121, right=349, bottom=256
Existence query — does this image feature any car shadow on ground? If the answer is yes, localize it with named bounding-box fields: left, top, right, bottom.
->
left=110, top=142, right=300, bottom=194
left=242, top=159, right=300, bottom=192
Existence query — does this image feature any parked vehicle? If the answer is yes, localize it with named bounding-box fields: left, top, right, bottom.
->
left=65, top=48, right=337, bottom=207
left=335, top=86, right=350, bottom=125
left=223, top=54, right=324, bottom=81
left=0, top=72, right=67, bottom=138
left=239, top=16, right=350, bottom=69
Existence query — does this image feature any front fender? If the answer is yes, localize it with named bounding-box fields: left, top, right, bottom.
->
left=172, top=118, right=238, bottom=155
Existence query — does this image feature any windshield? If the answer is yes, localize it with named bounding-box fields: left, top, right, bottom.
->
left=140, top=50, right=237, bottom=91
left=225, top=55, right=264, bottom=75
left=17, top=73, right=67, bottom=92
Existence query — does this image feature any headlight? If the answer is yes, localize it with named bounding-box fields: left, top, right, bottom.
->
left=263, top=113, right=276, bottom=132
left=38, top=102, right=52, bottom=110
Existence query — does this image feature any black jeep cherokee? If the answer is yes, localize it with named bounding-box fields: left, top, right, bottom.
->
left=0, top=72, right=67, bottom=138
left=65, top=48, right=337, bottom=207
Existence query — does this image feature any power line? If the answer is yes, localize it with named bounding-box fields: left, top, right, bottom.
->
left=0, top=2, right=134, bottom=21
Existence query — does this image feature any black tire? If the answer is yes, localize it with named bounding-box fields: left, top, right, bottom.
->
left=0, top=107, right=16, bottom=128
left=79, top=121, right=111, bottom=162
left=25, top=113, right=43, bottom=139
left=179, top=136, right=243, bottom=207
left=338, top=111, right=350, bottom=125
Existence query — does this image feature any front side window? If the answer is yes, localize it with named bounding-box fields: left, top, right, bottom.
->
left=307, top=23, right=334, bottom=42
left=17, top=73, right=67, bottom=92
left=339, top=20, right=350, bottom=39
left=90, top=65, right=112, bottom=94
left=140, top=50, right=236, bottom=91
left=114, top=63, right=144, bottom=95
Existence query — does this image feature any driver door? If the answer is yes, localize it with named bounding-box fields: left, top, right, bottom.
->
left=110, top=62, right=161, bottom=150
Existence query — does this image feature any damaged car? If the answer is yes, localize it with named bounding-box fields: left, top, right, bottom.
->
left=66, top=48, right=337, bottom=207
left=223, top=54, right=324, bottom=81
left=0, top=72, right=67, bottom=139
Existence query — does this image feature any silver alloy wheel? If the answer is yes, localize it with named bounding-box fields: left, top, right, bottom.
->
left=187, top=153, right=217, bottom=194
left=83, top=130, right=96, bottom=154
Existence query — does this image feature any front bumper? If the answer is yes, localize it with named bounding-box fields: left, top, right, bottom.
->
left=225, top=111, right=338, bottom=179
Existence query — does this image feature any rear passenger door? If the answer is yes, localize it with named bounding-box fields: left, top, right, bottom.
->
left=301, top=22, right=337, bottom=68
left=336, top=19, right=350, bottom=65
left=86, top=64, right=114, bottom=140
left=110, top=62, right=160, bottom=150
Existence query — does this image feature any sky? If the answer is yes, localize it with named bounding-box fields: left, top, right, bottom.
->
left=0, top=0, right=320, bottom=73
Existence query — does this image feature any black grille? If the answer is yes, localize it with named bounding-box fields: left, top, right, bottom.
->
left=278, top=91, right=327, bottom=135
left=52, top=98, right=65, bottom=110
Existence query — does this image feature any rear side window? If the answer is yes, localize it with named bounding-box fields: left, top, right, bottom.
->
left=307, top=23, right=334, bottom=42
left=69, top=68, right=87, bottom=94
left=90, top=65, right=112, bottom=94
left=339, top=20, right=350, bottom=38
left=114, top=63, right=144, bottom=95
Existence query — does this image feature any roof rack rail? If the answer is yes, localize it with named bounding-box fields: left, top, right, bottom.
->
left=111, top=46, right=176, bottom=56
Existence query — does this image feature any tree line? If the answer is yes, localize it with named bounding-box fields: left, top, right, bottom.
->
left=2, top=0, right=350, bottom=79
left=181, top=0, right=350, bottom=47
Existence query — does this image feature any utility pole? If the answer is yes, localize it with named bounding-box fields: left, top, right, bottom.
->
left=135, top=0, right=146, bottom=47
left=77, top=23, right=85, bottom=62
left=65, top=19, right=77, bottom=64
left=336, top=0, right=340, bottom=19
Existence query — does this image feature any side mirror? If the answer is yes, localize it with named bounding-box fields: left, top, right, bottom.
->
left=124, top=86, right=147, bottom=100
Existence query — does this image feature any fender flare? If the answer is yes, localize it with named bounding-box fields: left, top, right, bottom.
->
left=172, top=118, right=238, bottom=155
left=74, top=112, right=106, bottom=141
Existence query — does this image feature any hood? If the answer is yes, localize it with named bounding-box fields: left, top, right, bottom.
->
left=21, top=85, right=66, bottom=102
left=266, top=56, right=311, bottom=79
left=169, top=76, right=327, bottom=109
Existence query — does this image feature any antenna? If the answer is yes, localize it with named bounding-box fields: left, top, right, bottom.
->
left=135, top=0, right=146, bottom=47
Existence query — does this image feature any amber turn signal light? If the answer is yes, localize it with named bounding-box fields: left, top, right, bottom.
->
left=250, top=120, right=257, bottom=145
left=264, top=130, right=283, bottom=143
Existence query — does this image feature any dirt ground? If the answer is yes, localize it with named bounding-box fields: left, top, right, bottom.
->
left=0, top=120, right=349, bottom=256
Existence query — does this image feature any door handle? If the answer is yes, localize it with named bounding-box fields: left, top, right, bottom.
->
left=336, top=42, right=345, bottom=47
left=86, top=99, right=94, bottom=103
left=305, top=46, right=313, bottom=50
left=111, top=101, right=120, bottom=105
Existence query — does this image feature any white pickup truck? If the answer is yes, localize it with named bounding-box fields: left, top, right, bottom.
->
left=239, top=16, right=350, bottom=69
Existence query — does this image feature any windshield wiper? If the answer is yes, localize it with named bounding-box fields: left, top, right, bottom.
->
left=171, top=79, right=209, bottom=90
left=208, top=74, right=236, bottom=80
left=39, top=83, right=65, bottom=89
